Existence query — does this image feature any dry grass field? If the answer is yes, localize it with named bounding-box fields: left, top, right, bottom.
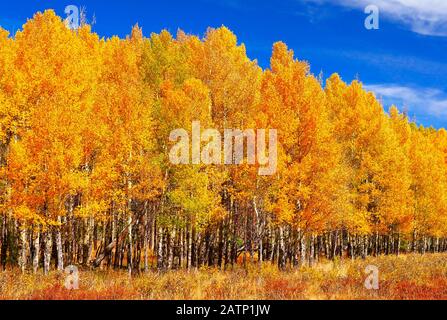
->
left=1, top=253, right=447, bottom=300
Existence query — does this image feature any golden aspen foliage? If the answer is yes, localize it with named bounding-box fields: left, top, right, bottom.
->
left=260, top=43, right=347, bottom=235
left=409, top=127, right=447, bottom=240
left=186, top=27, right=261, bottom=128
left=5, top=11, right=95, bottom=227
left=2, top=11, right=447, bottom=273
left=325, top=75, right=412, bottom=237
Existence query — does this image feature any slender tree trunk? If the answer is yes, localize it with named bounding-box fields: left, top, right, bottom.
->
left=269, top=226, right=275, bottom=263
left=157, top=226, right=164, bottom=271
left=361, top=235, right=366, bottom=259
left=18, top=225, right=27, bottom=273
left=253, top=198, right=263, bottom=266
left=43, top=230, right=52, bottom=275
left=82, top=219, right=90, bottom=265
left=278, top=226, right=286, bottom=270
left=1, top=215, right=7, bottom=270
left=217, top=222, right=224, bottom=269
left=56, top=216, right=64, bottom=271
left=412, top=230, right=417, bottom=253
left=67, top=197, right=75, bottom=265
left=309, top=234, right=315, bottom=266
left=167, top=228, right=175, bottom=270
left=33, top=230, right=40, bottom=273
left=332, top=230, right=338, bottom=259
left=179, top=227, right=184, bottom=269
left=422, top=236, right=427, bottom=254
left=300, top=233, right=306, bottom=266
left=197, top=233, right=203, bottom=267
left=143, top=203, right=149, bottom=272
left=349, top=233, right=355, bottom=260
left=187, top=225, right=193, bottom=270
left=374, top=232, right=379, bottom=256
left=127, top=213, right=133, bottom=276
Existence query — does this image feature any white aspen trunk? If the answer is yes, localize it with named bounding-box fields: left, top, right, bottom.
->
left=253, top=197, right=263, bottom=266
left=167, top=228, right=175, bottom=270
left=375, top=232, right=379, bottom=256
left=82, top=219, right=88, bottom=264
left=179, top=228, right=184, bottom=269
left=33, top=230, right=40, bottom=273
left=269, top=227, right=275, bottom=262
left=157, top=227, right=164, bottom=271
left=412, top=230, right=417, bottom=253
left=127, top=151, right=133, bottom=276
left=361, top=235, right=366, bottom=259
left=332, top=230, right=338, bottom=259
left=127, top=213, right=133, bottom=276
left=18, top=225, right=27, bottom=273
left=349, top=233, right=355, bottom=260
left=112, top=210, right=117, bottom=266
left=197, top=233, right=202, bottom=268
left=81, top=217, right=95, bottom=266
left=68, top=198, right=75, bottom=265
left=309, top=234, right=315, bottom=266
left=144, top=204, right=149, bottom=272
left=300, top=233, right=306, bottom=266
left=88, top=217, right=94, bottom=263
left=187, top=225, right=192, bottom=270
left=56, top=216, right=64, bottom=271
left=151, top=214, right=156, bottom=252
left=338, top=230, right=343, bottom=258
left=43, top=231, right=53, bottom=275
left=325, top=232, right=330, bottom=259
left=422, top=236, right=427, bottom=254
left=278, top=226, right=286, bottom=270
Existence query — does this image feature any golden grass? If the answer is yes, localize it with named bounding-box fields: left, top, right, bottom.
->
left=1, top=253, right=447, bottom=300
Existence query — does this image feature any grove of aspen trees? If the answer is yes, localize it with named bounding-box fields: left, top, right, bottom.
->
left=1, top=11, right=447, bottom=275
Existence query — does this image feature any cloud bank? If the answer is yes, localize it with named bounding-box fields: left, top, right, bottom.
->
left=365, top=84, right=447, bottom=123
left=305, top=0, right=447, bottom=36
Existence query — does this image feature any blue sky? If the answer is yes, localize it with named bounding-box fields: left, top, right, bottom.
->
left=0, top=0, right=446, bottom=128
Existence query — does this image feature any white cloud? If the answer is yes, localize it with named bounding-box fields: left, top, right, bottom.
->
left=305, top=0, right=447, bottom=36
left=364, top=84, right=447, bottom=120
